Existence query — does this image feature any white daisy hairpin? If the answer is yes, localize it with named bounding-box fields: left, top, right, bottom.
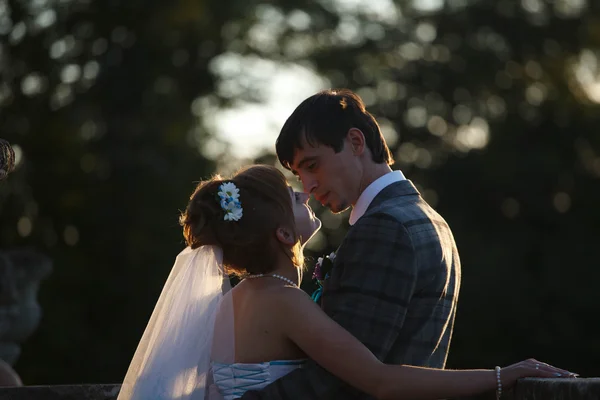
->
left=217, top=182, right=243, bottom=221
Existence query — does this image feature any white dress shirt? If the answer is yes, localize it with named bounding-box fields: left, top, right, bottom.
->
left=348, top=170, right=406, bottom=225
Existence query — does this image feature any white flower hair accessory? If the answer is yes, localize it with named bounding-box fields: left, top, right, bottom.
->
left=217, top=182, right=243, bottom=221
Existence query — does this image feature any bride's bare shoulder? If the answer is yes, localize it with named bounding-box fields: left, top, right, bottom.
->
left=269, top=285, right=322, bottom=318
left=232, top=279, right=312, bottom=305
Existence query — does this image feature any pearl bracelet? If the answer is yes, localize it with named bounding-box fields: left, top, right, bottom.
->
left=495, top=366, right=502, bottom=400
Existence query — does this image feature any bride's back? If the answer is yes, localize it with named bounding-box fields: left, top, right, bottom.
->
left=221, top=278, right=305, bottom=363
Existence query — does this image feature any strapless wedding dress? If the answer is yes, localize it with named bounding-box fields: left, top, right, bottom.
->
left=210, top=359, right=305, bottom=400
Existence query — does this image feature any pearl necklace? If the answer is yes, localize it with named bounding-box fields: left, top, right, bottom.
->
left=246, top=273, right=298, bottom=288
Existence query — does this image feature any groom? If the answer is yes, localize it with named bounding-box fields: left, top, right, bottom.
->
left=240, top=89, right=461, bottom=399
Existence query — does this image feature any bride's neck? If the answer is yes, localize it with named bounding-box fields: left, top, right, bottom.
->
left=269, top=251, right=301, bottom=286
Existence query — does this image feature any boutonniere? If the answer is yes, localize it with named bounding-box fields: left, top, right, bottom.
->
left=311, top=252, right=336, bottom=303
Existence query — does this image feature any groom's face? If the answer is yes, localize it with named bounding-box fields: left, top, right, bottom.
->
left=290, top=136, right=361, bottom=213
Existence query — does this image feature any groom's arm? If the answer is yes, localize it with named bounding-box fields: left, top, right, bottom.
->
left=238, top=213, right=417, bottom=399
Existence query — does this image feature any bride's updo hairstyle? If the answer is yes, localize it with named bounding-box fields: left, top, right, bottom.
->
left=180, top=165, right=302, bottom=276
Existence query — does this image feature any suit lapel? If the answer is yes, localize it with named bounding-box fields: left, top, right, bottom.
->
left=328, top=180, right=420, bottom=279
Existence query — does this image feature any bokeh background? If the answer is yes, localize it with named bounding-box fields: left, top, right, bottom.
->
left=1, top=0, right=599, bottom=385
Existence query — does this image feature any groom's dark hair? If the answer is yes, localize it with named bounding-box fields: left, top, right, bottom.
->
left=276, top=89, right=394, bottom=170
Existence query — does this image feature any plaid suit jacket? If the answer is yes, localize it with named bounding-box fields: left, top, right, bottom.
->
left=239, top=180, right=461, bottom=399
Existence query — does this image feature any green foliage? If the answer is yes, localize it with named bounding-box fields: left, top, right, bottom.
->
left=0, top=0, right=221, bottom=384
left=1, top=0, right=599, bottom=384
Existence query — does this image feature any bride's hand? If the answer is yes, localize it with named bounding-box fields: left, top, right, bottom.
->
left=500, top=358, right=577, bottom=387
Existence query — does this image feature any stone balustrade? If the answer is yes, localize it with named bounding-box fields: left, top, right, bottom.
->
left=0, top=378, right=598, bottom=400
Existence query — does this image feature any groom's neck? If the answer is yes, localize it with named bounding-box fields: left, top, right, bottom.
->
left=353, top=163, right=393, bottom=204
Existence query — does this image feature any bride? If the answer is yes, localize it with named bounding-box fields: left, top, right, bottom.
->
left=117, top=165, right=573, bottom=400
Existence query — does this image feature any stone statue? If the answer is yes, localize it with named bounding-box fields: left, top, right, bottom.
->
left=0, top=249, right=52, bottom=367
left=0, top=139, right=15, bottom=180
left=0, top=359, right=22, bottom=387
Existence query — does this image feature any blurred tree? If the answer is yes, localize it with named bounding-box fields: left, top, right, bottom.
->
left=1, top=0, right=600, bottom=385
left=0, top=0, right=242, bottom=384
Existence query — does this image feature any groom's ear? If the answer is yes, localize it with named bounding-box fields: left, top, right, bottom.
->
left=347, top=128, right=365, bottom=156
left=275, top=227, right=295, bottom=246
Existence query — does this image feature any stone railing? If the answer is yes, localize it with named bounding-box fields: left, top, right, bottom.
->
left=0, top=378, right=598, bottom=400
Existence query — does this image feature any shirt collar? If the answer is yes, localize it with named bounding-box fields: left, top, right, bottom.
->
left=349, top=170, right=406, bottom=225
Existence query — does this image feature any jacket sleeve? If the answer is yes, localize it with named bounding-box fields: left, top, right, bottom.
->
left=238, top=213, right=417, bottom=399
